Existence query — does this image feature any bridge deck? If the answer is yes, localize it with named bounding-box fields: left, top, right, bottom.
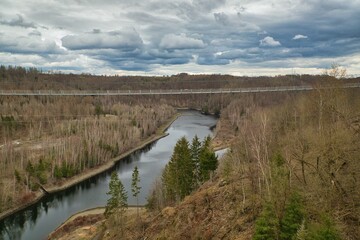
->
left=0, top=83, right=359, bottom=96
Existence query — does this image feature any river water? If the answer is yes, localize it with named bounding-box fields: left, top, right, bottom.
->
left=0, top=110, right=219, bottom=240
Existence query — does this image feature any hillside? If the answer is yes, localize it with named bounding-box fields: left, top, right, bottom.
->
left=4, top=65, right=357, bottom=91
left=97, top=74, right=360, bottom=239
left=0, top=69, right=176, bottom=217
left=1, top=66, right=359, bottom=239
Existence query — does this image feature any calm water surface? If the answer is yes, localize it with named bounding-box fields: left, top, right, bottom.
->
left=0, top=110, right=218, bottom=240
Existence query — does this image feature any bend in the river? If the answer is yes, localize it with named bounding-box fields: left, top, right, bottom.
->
left=0, top=110, right=218, bottom=240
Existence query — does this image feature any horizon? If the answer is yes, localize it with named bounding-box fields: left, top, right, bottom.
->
left=3, top=64, right=360, bottom=78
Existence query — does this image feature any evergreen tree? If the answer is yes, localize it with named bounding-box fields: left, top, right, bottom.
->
left=280, top=192, right=304, bottom=240
left=162, top=137, right=193, bottom=203
left=308, top=216, right=340, bottom=240
left=270, top=152, right=290, bottom=238
left=26, top=161, right=35, bottom=176
left=162, top=164, right=175, bottom=202
left=254, top=153, right=303, bottom=240
left=162, top=136, right=218, bottom=205
left=199, top=136, right=218, bottom=182
left=54, top=165, right=62, bottom=179
left=191, top=135, right=202, bottom=188
left=131, top=166, right=141, bottom=218
left=105, top=171, right=128, bottom=218
left=253, top=202, right=278, bottom=240
left=177, top=137, right=194, bottom=198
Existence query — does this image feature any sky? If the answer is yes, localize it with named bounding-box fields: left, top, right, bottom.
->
left=0, top=0, right=360, bottom=76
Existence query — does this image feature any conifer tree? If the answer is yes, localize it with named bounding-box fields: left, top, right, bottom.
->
left=162, top=136, right=218, bottom=205
left=254, top=153, right=305, bottom=240
left=199, top=136, right=218, bottom=182
left=162, top=137, right=193, bottom=202
left=191, top=135, right=201, bottom=188
left=131, top=165, right=141, bottom=218
left=308, top=216, right=340, bottom=240
left=105, top=171, right=128, bottom=218
left=162, top=164, right=175, bottom=202
left=280, top=192, right=304, bottom=240
left=177, top=137, right=193, bottom=198
left=253, top=202, right=278, bottom=240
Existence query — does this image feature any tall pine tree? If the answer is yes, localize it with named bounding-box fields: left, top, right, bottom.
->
left=161, top=135, right=218, bottom=206
left=131, top=166, right=141, bottom=218
left=162, top=137, right=193, bottom=203
left=105, top=171, right=128, bottom=218
left=199, top=136, right=218, bottom=182
left=191, top=135, right=202, bottom=188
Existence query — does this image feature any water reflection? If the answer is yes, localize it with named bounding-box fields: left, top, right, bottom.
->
left=0, top=110, right=217, bottom=240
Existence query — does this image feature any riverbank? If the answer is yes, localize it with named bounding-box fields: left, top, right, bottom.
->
left=47, top=207, right=106, bottom=240
left=48, top=207, right=145, bottom=240
left=0, top=113, right=179, bottom=221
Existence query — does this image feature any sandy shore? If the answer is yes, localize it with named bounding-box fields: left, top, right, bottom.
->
left=0, top=114, right=179, bottom=221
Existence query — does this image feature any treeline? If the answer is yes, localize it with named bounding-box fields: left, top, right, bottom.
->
left=2, top=65, right=360, bottom=91
left=0, top=95, right=175, bottom=214
left=147, top=136, right=218, bottom=210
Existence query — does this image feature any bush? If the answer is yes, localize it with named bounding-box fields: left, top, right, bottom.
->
left=280, top=192, right=304, bottom=239
left=253, top=202, right=278, bottom=240
left=253, top=192, right=304, bottom=240
left=307, top=216, right=340, bottom=240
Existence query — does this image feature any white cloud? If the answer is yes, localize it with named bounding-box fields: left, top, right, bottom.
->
left=61, top=30, right=143, bottom=50
left=0, top=33, right=63, bottom=54
left=259, top=36, right=281, bottom=47
left=293, top=34, right=308, bottom=40
left=159, top=34, right=205, bottom=50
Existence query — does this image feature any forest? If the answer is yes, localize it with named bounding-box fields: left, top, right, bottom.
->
left=99, top=66, right=360, bottom=240
left=0, top=95, right=175, bottom=215
left=1, top=65, right=359, bottom=239
left=2, top=65, right=359, bottom=91
left=0, top=66, right=180, bottom=215
left=218, top=75, right=360, bottom=239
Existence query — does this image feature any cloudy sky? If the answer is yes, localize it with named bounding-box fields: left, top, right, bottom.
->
left=1, top=0, right=360, bottom=76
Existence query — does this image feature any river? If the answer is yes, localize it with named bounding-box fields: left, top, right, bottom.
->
left=0, top=110, right=219, bottom=240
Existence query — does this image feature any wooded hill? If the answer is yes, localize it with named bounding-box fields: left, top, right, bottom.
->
left=1, top=65, right=360, bottom=91
left=0, top=91, right=175, bottom=216
left=1, top=65, right=359, bottom=239
left=99, top=68, right=360, bottom=239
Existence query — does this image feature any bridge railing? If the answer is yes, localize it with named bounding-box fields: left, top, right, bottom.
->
left=0, top=83, right=359, bottom=96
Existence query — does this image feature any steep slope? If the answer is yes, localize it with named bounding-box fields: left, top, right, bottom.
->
left=49, top=73, right=360, bottom=240
left=142, top=177, right=257, bottom=240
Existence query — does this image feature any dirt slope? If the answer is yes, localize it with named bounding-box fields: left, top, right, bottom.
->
left=137, top=176, right=257, bottom=240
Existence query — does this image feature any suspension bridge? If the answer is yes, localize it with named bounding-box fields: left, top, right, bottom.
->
left=0, top=83, right=359, bottom=96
